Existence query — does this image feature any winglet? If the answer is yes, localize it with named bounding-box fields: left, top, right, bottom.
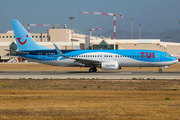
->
left=77, top=46, right=80, bottom=50
left=53, top=43, right=63, bottom=56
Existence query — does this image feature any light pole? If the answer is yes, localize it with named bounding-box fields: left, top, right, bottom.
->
left=166, top=36, right=170, bottom=42
left=131, top=18, right=133, bottom=39
left=69, top=17, right=75, bottom=49
left=139, top=24, right=141, bottom=39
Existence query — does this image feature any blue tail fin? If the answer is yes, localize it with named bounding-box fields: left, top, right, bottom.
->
left=11, top=20, right=52, bottom=51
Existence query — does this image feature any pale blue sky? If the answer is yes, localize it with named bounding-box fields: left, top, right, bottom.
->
left=0, top=0, right=180, bottom=33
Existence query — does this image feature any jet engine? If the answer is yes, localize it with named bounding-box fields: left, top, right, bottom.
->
left=101, top=61, right=121, bottom=70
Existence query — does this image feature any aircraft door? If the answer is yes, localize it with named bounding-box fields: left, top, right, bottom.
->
left=38, top=52, right=42, bottom=60
left=155, top=53, right=160, bottom=61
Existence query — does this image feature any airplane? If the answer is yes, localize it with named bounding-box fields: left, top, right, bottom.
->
left=8, top=20, right=178, bottom=73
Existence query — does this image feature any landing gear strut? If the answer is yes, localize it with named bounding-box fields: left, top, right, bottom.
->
left=158, top=69, right=162, bottom=73
left=158, top=66, right=168, bottom=73
left=89, top=67, right=97, bottom=72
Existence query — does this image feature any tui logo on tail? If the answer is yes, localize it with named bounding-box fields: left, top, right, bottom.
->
left=17, top=35, right=28, bottom=45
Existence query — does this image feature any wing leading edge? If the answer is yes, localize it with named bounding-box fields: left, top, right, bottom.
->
left=53, top=43, right=101, bottom=66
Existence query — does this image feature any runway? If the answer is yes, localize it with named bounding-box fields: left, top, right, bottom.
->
left=0, top=71, right=180, bottom=79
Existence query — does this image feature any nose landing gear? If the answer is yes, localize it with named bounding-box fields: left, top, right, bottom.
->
left=89, top=67, right=97, bottom=72
left=158, top=66, right=168, bottom=73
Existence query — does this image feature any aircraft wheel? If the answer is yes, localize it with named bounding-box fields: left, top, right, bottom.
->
left=89, top=67, right=97, bottom=72
left=93, top=68, right=97, bottom=72
left=89, top=68, right=93, bottom=72
left=159, top=69, right=162, bottom=73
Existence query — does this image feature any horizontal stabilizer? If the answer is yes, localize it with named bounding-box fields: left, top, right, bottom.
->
left=4, top=49, right=29, bottom=54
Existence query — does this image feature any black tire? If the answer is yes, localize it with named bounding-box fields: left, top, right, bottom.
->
left=92, top=67, right=97, bottom=72
left=89, top=68, right=93, bottom=72
left=159, top=69, right=162, bottom=73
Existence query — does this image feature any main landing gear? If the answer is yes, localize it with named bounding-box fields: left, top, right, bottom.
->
left=158, top=69, right=162, bottom=73
left=89, top=67, right=97, bottom=72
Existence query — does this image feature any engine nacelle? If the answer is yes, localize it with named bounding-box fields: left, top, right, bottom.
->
left=101, top=62, right=120, bottom=70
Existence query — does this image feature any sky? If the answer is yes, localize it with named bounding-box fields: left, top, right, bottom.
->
left=0, top=0, right=180, bottom=34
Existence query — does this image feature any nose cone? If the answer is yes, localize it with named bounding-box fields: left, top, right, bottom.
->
left=172, top=57, right=178, bottom=64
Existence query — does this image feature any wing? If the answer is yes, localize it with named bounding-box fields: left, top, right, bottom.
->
left=53, top=43, right=101, bottom=66
left=71, top=57, right=101, bottom=66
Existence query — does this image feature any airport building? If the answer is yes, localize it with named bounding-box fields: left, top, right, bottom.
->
left=0, top=27, right=180, bottom=62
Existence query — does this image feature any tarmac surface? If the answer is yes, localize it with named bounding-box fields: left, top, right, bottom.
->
left=0, top=71, right=180, bottom=79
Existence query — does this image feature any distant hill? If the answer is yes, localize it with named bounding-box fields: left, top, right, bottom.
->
left=88, top=29, right=180, bottom=43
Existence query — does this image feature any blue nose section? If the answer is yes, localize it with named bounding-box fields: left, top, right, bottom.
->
left=172, top=57, right=178, bottom=63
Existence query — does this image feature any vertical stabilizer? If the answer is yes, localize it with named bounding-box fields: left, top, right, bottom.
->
left=11, top=20, right=52, bottom=51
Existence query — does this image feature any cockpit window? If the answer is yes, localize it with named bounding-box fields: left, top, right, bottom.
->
left=165, top=55, right=171, bottom=57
